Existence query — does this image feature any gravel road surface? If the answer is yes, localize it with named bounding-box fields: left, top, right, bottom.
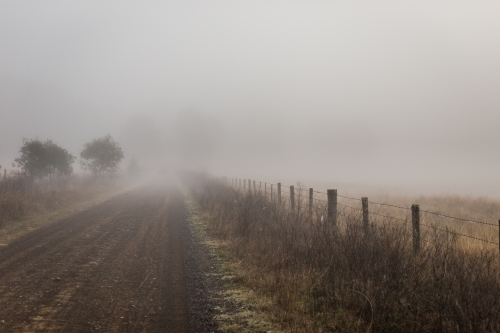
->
left=0, top=183, right=222, bottom=333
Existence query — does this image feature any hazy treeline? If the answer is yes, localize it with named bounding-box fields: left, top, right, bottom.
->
left=3, top=134, right=126, bottom=181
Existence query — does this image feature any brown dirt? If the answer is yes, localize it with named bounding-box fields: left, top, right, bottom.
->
left=0, top=183, right=223, bottom=333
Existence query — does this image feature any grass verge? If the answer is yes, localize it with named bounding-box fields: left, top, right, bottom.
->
left=184, top=190, right=283, bottom=333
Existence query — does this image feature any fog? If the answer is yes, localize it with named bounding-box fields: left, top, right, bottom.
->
left=1, top=1, right=500, bottom=197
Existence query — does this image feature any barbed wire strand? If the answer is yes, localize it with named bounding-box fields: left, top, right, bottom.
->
left=337, top=194, right=362, bottom=201
left=313, top=190, right=327, bottom=195
left=420, top=210, right=497, bottom=227
left=420, top=223, right=497, bottom=245
left=369, top=201, right=410, bottom=210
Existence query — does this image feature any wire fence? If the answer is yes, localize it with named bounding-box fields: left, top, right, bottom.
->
left=224, top=177, right=500, bottom=253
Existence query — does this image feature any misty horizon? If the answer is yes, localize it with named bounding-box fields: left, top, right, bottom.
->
left=1, top=1, right=500, bottom=198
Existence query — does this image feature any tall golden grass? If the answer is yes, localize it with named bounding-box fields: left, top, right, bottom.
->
left=293, top=187, right=499, bottom=252
left=187, top=174, right=500, bottom=332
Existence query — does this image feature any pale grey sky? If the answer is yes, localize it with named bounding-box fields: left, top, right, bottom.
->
left=1, top=1, right=499, bottom=197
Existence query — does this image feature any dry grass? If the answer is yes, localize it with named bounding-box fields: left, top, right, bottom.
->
left=187, top=174, right=500, bottom=333
left=300, top=188, right=500, bottom=252
left=0, top=174, right=122, bottom=230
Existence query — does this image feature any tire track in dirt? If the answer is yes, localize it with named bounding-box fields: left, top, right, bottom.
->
left=0, top=183, right=221, bottom=332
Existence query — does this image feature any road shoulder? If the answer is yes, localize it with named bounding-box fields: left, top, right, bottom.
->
left=0, top=187, right=132, bottom=247
left=184, top=193, right=281, bottom=333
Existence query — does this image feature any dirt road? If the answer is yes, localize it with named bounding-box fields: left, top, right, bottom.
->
left=0, top=183, right=221, bottom=332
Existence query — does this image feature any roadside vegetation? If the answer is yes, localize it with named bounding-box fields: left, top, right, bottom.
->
left=304, top=188, right=500, bottom=252
left=187, top=174, right=500, bottom=332
left=0, top=174, right=120, bottom=229
left=0, top=135, right=127, bottom=229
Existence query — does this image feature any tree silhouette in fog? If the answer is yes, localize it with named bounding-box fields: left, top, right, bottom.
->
left=80, top=135, right=124, bottom=176
left=127, top=156, right=141, bottom=178
left=14, top=138, right=75, bottom=180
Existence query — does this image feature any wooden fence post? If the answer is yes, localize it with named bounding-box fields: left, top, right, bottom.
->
left=309, top=188, right=313, bottom=217
left=362, top=197, right=369, bottom=233
left=3, top=169, right=6, bottom=182
left=253, top=180, right=256, bottom=192
left=327, top=189, right=337, bottom=226
left=278, top=183, right=282, bottom=205
left=412, top=204, right=421, bottom=254
left=265, top=182, right=267, bottom=196
left=290, top=186, right=295, bottom=210
left=270, top=184, right=273, bottom=200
